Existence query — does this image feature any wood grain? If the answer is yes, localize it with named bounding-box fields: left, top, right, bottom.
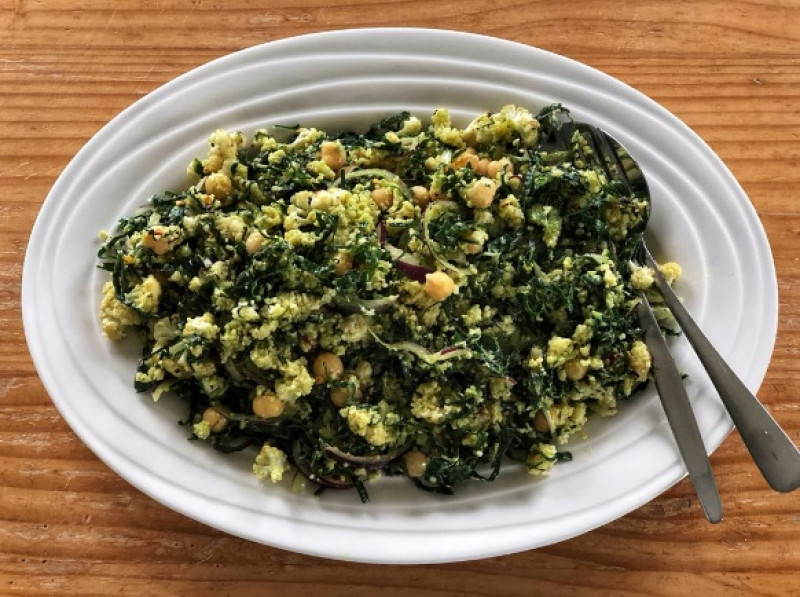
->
left=1, top=1, right=799, bottom=595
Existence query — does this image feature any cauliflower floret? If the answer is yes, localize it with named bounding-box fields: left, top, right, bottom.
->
left=546, top=336, right=575, bottom=368
left=253, top=444, right=290, bottom=483
left=214, top=213, right=246, bottom=242
left=488, top=376, right=513, bottom=401
left=126, top=275, right=161, bottom=313
left=528, top=204, right=562, bottom=248
left=461, top=228, right=489, bottom=254
left=400, top=116, right=422, bottom=136
left=274, top=359, right=315, bottom=403
left=248, top=341, right=282, bottom=371
left=581, top=169, right=604, bottom=194
left=461, top=304, right=483, bottom=326
left=100, top=281, right=140, bottom=340
left=192, top=420, right=211, bottom=440
left=253, top=129, right=279, bottom=151
left=597, top=262, right=618, bottom=288
left=202, top=129, right=244, bottom=174
left=462, top=177, right=498, bottom=209
left=135, top=357, right=166, bottom=387
left=430, top=108, right=465, bottom=147
left=527, top=345, right=545, bottom=370
left=546, top=401, right=588, bottom=445
left=183, top=313, right=219, bottom=340
left=628, top=340, right=652, bottom=381
left=572, top=323, right=592, bottom=345
left=255, top=205, right=284, bottom=230
left=410, top=381, right=459, bottom=424
left=307, top=159, right=336, bottom=180
left=284, top=229, right=317, bottom=247
left=141, top=225, right=182, bottom=256
left=497, top=195, right=525, bottom=229
left=191, top=359, right=217, bottom=378
left=152, top=316, right=180, bottom=348
left=261, top=291, right=332, bottom=322
left=630, top=265, right=655, bottom=290
left=463, top=104, right=540, bottom=147
left=659, top=261, right=682, bottom=285
left=340, top=401, right=399, bottom=447
left=200, top=375, right=227, bottom=398
left=289, top=127, right=325, bottom=150
left=526, top=443, right=557, bottom=475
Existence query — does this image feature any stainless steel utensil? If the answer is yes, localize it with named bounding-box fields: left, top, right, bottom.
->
left=566, top=120, right=800, bottom=498
left=540, top=120, right=723, bottom=521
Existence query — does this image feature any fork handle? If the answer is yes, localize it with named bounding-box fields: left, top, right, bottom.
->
left=636, top=294, right=723, bottom=523
left=643, top=244, right=800, bottom=492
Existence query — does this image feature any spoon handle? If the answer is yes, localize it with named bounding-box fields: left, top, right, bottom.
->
left=643, top=243, right=800, bottom=492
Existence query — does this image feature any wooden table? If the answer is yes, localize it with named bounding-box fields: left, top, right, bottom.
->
left=2, top=2, right=799, bottom=595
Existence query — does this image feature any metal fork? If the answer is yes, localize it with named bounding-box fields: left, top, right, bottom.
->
left=560, top=120, right=800, bottom=503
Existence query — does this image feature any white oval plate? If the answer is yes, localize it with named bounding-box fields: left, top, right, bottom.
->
left=22, top=29, right=777, bottom=564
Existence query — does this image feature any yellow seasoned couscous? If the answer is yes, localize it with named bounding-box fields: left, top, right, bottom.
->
left=98, top=105, right=679, bottom=500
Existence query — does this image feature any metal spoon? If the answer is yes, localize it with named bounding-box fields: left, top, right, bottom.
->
left=576, top=122, right=800, bottom=494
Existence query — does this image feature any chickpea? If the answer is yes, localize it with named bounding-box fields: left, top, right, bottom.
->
left=330, top=386, right=350, bottom=408
left=424, top=271, right=455, bottom=301
left=330, top=383, right=362, bottom=408
left=404, top=450, right=429, bottom=478
left=533, top=410, right=550, bottom=433
left=475, top=158, right=491, bottom=176
left=411, top=185, right=430, bottom=207
left=429, top=186, right=445, bottom=201
left=204, top=172, right=232, bottom=200
left=464, top=177, right=498, bottom=209
left=245, top=230, right=264, bottom=254
left=451, top=148, right=480, bottom=170
left=312, top=352, right=344, bottom=383
left=320, top=141, right=347, bottom=171
left=563, top=358, right=588, bottom=381
left=371, top=187, right=394, bottom=210
left=332, top=251, right=353, bottom=276
left=252, top=393, right=285, bottom=418
left=487, top=158, right=513, bottom=179
left=202, top=406, right=228, bottom=433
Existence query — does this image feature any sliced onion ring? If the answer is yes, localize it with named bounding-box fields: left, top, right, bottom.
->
left=324, top=440, right=413, bottom=469
left=330, top=294, right=398, bottom=315
left=291, top=439, right=355, bottom=490
left=384, top=242, right=433, bottom=283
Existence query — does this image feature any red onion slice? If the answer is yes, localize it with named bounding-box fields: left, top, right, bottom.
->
left=377, top=220, right=387, bottom=245
left=291, top=439, right=355, bottom=490
left=324, top=441, right=413, bottom=469
left=384, top=242, right=433, bottom=282
left=394, top=258, right=432, bottom=283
